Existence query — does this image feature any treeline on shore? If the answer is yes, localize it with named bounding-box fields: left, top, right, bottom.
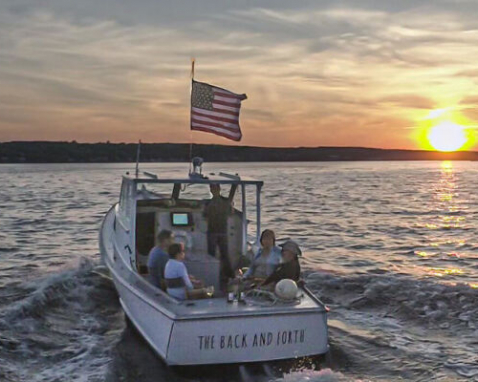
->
left=1, top=141, right=477, bottom=163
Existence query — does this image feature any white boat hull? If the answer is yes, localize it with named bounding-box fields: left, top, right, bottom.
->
left=100, top=204, right=328, bottom=365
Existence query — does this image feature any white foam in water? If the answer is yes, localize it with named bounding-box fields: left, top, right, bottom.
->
left=306, top=272, right=478, bottom=329
left=0, top=258, right=122, bottom=382
left=3, top=258, right=94, bottom=322
left=306, top=271, right=478, bottom=380
left=276, top=369, right=355, bottom=382
left=445, top=361, right=478, bottom=378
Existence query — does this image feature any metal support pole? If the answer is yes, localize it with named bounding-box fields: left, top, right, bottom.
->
left=241, top=184, right=247, bottom=256
left=256, top=184, right=262, bottom=243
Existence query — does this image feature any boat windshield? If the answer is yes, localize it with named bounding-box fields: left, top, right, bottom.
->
left=136, top=182, right=245, bottom=212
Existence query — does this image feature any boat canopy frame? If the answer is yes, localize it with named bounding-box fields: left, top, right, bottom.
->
left=121, top=172, right=264, bottom=254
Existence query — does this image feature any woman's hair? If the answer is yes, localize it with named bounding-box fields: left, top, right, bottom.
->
left=168, top=243, right=184, bottom=258
left=260, top=229, right=276, bottom=245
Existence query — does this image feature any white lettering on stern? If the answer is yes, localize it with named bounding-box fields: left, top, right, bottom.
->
left=197, top=330, right=306, bottom=351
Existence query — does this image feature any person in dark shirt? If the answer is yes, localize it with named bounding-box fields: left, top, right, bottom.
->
left=205, top=184, right=234, bottom=282
left=262, top=240, right=302, bottom=286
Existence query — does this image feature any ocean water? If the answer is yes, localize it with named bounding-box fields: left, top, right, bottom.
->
left=0, top=161, right=477, bottom=382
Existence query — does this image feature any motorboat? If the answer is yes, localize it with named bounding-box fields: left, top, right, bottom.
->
left=99, top=159, right=328, bottom=365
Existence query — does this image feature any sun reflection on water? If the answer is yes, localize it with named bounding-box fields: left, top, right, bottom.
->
left=428, top=268, right=465, bottom=277
left=414, top=161, right=474, bottom=281
left=428, top=161, right=467, bottom=228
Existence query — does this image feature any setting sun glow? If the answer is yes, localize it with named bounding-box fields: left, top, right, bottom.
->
left=427, top=122, right=468, bottom=152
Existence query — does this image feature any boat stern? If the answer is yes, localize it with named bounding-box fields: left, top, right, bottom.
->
left=165, top=311, right=328, bottom=365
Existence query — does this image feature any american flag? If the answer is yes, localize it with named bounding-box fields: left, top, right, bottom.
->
left=190, top=80, right=247, bottom=141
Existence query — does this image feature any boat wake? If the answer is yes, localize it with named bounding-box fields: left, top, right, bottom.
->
left=1, top=261, right=476, bottom=381
left=306, top=271, right=478, bottom=381
left=0, top=258, right=123, bottom=382
left=306, top=271, right=477, bottom=329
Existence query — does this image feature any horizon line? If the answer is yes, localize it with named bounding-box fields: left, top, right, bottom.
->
left=3, top=140, right=478, bottom=153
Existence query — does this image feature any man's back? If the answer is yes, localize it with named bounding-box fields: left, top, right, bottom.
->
left=205, top=196, right=231, bottom=233
left=147, top=246, right=169, bottom=287
left=263, top=258, right=301, bottom=285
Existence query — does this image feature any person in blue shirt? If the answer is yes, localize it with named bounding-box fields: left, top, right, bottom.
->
left=244, top=229, right=281, bottom=279
left=147, top=230, right=174, bottom=289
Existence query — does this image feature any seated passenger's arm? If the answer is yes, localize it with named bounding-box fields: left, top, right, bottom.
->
left=181, top=264, right=194, bottom=290
left=262, top=265, right=285, bottom=286
left=243, top=260, right=256, bottom=278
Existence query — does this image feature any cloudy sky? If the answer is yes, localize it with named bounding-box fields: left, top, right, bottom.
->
left=1, top=0, right=477, bottom=148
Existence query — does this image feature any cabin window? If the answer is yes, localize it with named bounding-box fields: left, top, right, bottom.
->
left=138, top=183, right=173, bottom=199
left=179, top=184, right=216, bottom=200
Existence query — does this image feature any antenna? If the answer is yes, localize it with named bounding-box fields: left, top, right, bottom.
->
left=135, top=140, right=141, bottom=178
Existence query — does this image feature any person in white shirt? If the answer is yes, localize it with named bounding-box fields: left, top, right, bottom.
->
left=164, top=243, right=194, bottom=300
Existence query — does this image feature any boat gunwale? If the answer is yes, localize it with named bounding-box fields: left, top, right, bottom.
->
left=107, top=251, right=327, bottom=321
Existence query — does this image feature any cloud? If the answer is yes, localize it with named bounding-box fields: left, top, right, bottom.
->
left=379, top=95, right=436, bottom=109
left=0, top=1, right=477, bottom=148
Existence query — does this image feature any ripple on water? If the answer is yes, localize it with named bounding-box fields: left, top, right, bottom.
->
left=1, top=162, right=478, bottom=381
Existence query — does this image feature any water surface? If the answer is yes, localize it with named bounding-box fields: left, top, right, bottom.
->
left=0, top=161, right=477, bottom=381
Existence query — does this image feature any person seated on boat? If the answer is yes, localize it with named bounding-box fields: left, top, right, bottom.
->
left=164, top=243, right=194, bottom=300
left=243, top=229, right=281, bottom=280
left=147, top=229, right=174, bottom=289
left=164, top=243, right=210, bottom=300
left=261, top=240, right=301, bottom=287
left=205, top=184, right=235, bottom=282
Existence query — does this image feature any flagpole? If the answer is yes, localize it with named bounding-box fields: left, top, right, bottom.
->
left=135, top=139, right=141, bottom=178
left=189, top=58, right=195, bottom=169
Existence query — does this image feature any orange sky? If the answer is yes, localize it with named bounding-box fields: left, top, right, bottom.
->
left=0, top=1, right=477, bottom=149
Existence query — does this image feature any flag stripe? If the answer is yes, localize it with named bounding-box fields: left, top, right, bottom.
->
left=213, top=89, right=243, bottom=99
left=212, top=107, right=239, bottom=117
left=212, top=103, right=241, bottom=113
left=212, top=99, right=241, bottom=108
left=192, top=107, right=239, bottom=122
left=192, top=112, right=239, bottom=126
left=191, top=117, right=241, bottom=132
left=213, top=95, right=241, bottom=104
left=191, top=124, right=242, bottom=141
left=192, top=128, right=241, bottom=142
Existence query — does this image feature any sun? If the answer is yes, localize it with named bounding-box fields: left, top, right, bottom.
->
left=427, top=122, right=468, bottom=152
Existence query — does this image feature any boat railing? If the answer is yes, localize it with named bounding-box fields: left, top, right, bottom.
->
left=218, top=172, right=241, bottom=180
left=142, top=171, right=158, bottom=179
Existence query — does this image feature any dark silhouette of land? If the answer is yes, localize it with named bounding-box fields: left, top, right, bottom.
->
left=1, top=141, right=477, bottom=163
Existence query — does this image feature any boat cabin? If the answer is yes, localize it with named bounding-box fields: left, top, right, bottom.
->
left=114, top=163, right=263, bottom=293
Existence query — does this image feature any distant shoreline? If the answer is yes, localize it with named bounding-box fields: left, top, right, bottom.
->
left=1, top=141, right=477, bottom=163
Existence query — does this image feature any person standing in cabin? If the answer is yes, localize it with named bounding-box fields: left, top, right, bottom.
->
left=147, top=229, right=174, bottom=289
left=205, top=184, right=234, bottom=283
